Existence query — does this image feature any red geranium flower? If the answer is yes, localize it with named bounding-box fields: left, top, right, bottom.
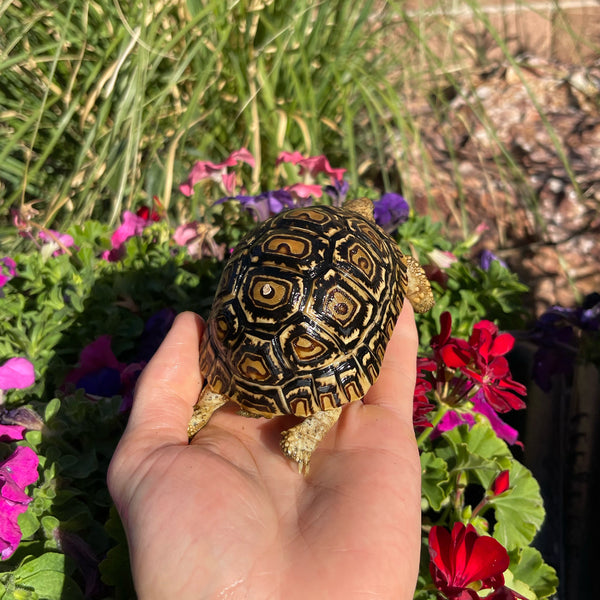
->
left=413, top=357, right=436, bottom=430
left=490, top=470, right=510, bottom=497
left=430, top=313, right=526, bottom=413
left=428, top=523, right=509, bottom=599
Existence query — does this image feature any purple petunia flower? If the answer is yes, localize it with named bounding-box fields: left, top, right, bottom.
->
left=0, top=446, right=39, bottom=559
left=225, top=190, right=295, bottom=222
left=480, top=249, right=508, bottom=271
left=527, top=292, right=600, bottom=391
left=373, top=193, right=409, bottom=233
left=324, top=179, right=350, bottom=207
left=134, top=308, right=176, bottom=363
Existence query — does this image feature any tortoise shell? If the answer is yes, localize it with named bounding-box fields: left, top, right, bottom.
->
left=198, top=204, right=409, bottom=418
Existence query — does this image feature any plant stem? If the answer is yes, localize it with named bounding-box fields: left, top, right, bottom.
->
left=416, top=401, right=449, bottom=448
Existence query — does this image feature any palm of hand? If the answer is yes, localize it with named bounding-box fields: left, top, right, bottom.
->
left=108, top=311, right=421, bottom=600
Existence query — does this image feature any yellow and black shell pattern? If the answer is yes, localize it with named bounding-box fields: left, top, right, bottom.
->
left=198, top=205, right=409, bottom=418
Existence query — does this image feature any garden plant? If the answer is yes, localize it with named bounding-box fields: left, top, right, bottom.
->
left=3, top=0, right=598, bottom=598
left=0, top=147, right=559, bottom=598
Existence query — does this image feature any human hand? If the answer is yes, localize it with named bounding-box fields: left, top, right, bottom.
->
left=107, top=305, right=422, bottom=600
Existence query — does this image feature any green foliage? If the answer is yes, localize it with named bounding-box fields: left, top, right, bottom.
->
left=1, top=553, right=83, bottom=600
left=400, top=213, right=529, bottom=347
left=418, top=423, right=557, bottom=599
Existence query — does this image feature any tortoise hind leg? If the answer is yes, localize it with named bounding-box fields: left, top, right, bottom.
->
left=280, top=407, right=343, bottom=474
left=405, top=255, right=435, bottom=313
left=187, top=386, right=228, bottom=439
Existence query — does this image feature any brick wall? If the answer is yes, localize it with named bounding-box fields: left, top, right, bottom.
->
left=398, top=0, right=600, bottom=64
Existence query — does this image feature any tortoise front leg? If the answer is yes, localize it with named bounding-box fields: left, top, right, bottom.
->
left=280, top=407, right=343, bottom=474
left=405, top=255, right=435, bottom=314
left=187, top=386, right=228, bottom=439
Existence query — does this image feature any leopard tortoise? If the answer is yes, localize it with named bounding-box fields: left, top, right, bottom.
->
left=187, top=197, right=434, bottom=472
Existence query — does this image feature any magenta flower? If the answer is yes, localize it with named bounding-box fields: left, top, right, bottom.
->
left=432, top=392, right=521, bottom=446
left=0, top=446, right=39, bottom=560
left=179, top=148, right=255, bottom=197
left=0, top=358, right=35, bottom=391
left=435, top=410, right=476, bottom=436
left=38, top=229, right=76, bottom=256
left=0, top=425, right=26, bottom=442
left=102, top=211, right=154, bottom=262
left=64, top=336, right=126, bottom=397
left=471, top=393, right=521, bottom=446
left=0, top=258, right=17, bottom=288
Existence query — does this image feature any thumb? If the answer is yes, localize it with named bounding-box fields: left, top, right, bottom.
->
left=108, top=312, right=203, bottom=498
left=126, top=311, right=204, bottom=445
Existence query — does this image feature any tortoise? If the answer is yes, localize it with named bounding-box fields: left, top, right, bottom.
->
left=187, top=197, right=434, bottom=472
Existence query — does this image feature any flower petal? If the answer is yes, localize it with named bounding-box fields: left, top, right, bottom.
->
left=0, top=358, right=35, bottom=390
left=1, top=446, right=39, bottom=489
left=0, top=425, right=26, bottom=442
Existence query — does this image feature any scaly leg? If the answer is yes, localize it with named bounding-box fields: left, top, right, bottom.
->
left=405, top=255, right=435, bottom=313
left=280, top=407, right=343, bottom=474
left=187, top=386, right=228, bottom=439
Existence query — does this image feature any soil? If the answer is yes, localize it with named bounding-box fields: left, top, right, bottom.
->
left=403, top=55, right=600, bottom=315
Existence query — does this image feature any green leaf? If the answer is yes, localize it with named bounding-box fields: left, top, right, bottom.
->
left=438, top=423, right=512, bottom=483
left=420, top=451, right=449, bottom=511
left=509, top=546, right=559, bottom=599
left=13, top=553, right=83, bottom=600
left=44, top=399, right=61, bottom=423
left=489, top=461, right=546, bottom=551
left=17, top=510, right=40, bottom=540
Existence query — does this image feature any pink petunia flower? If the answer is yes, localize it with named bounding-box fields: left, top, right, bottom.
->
left=276, top=151, right=346, bottom=182
left=173, top=222, right=226, bottom=260
left=102, top=211, right=155, bottom=262
left=0, top=446, right=39, bottom=560
left=0, top=358, right=35, bottom=391
left=179, top=148, right=255, bottom=197
left=38, top=230, right=76, bottom=257
left=0, top=425, right=26, bottom=442
left=0, top=258, right=17, bottom=288
left=284, top=183, right=323, bottom=200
